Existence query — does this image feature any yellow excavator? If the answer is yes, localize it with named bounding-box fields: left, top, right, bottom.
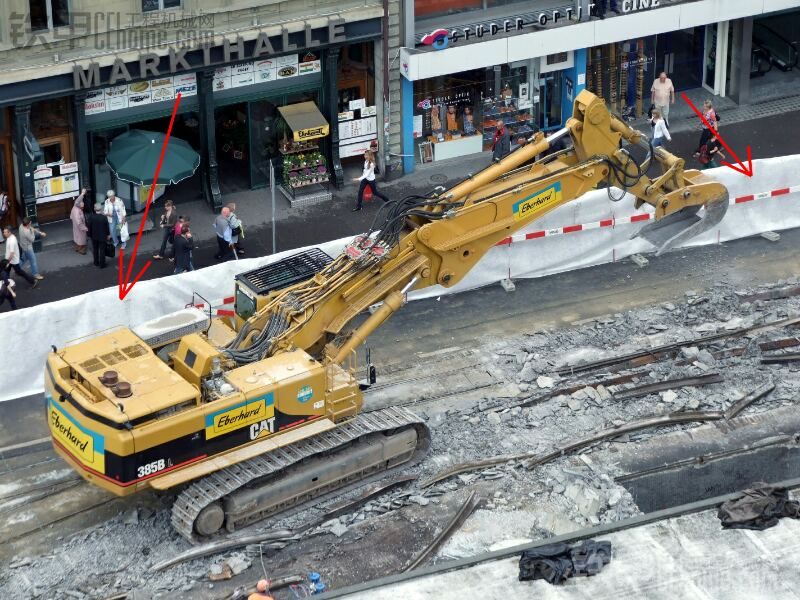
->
left=45, top=91, right=728, bottom=542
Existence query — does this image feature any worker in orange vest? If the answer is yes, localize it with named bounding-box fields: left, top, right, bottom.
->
left=248, top=579, right=274, bottom=600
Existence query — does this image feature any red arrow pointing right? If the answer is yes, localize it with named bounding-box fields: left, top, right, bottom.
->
left=681, top=93, right=754, bottom=178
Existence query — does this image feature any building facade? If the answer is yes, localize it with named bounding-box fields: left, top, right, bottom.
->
left=0, top=0, right=403, bottom=225
left=400, top=0, right=800, bottom=173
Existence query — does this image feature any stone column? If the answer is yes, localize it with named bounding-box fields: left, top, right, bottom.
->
left=326, top=47, right=344, bottom=189
left=728, top=17, right=753, bottom=106
left=72, top=93, right=90, bottom=191
left=13, top=104, right=37, bottom=224
left=198, top=69, right=222, bottom=210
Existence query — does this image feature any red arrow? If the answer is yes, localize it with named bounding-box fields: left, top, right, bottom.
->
left=680, top=93, right=754, bottom=178
left=118, top=93, right=183, bottom=300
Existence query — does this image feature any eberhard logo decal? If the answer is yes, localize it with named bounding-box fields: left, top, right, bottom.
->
left=513, top=182, right=562, bottom=221
left=48, top=396, right=105, bottom=471
left=205, top=393, right=275, bottom=439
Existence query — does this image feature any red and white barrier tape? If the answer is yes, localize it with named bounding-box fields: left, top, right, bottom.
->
left=496, top=184, right=800, bottom=246
left=191, top=295, right=235, bottom=317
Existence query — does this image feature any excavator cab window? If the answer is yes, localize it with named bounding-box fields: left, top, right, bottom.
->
left=235, top=287, right=257, bottom=321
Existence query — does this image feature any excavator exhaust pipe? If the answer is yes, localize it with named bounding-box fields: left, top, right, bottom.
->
left=634, top=182, right=729, bottom=256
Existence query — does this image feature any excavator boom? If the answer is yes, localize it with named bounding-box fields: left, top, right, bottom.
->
left=45, top=91, right=730, bottom=541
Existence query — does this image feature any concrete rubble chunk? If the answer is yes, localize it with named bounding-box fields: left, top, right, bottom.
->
left=225, top=554, right=252, bottom=576
left=329, top=521, right=349, bottom=537
left=567, top=398, right=584, bottom=411
left=575, top=487, right=606, bottom=518
left=596, top=385, right=612, bottom=401
left=687, top=399, right=701, bottom=410
left=660, top=390, right=678, bottom=403
left=608, top=489, right=623, bottom=506
left=518, top=362, right=536, bottom=383
left=696, top=349, right=716, bottom=366
left=487, top=411, right=502, bottom=425
left=410, top=495, right=430, bottom=506
left=681, top=346, right=700, bottom=360
left=663, top=302, right=676, bottom=311
left=571, top=389, right=587, bottom=400
left=536, top=375, right=555, bottom=389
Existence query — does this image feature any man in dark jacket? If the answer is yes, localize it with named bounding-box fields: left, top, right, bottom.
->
left=87, top=202, right=111, bottom=268
left=492, top=123, right=511, bottom=162
left=173, top=224, right=194, bottom=274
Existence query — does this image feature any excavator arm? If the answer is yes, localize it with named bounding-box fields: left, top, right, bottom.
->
left=225, top=90, right=728, bottom=367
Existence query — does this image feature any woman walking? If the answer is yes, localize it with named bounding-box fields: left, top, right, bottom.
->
left=694, top=99, right=718, bottom=156
left=649, top=109, right=672, bottom=149
left=153, top=200, right=177, bottom=260
left=70, top=189, right=89, bottom=254
left=351, top=150, right=389, bottom=211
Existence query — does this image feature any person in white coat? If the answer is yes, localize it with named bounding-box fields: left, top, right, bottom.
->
left=351, top=150, right=389, bottom=211
left=103, top=190, right=127, bottom=249
left=649, top=109, right=672, bottom=149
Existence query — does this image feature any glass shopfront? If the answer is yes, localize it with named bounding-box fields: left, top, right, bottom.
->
left=587, top=28, right=704, bottom=119
left=412, top=56, right=573, bottom=164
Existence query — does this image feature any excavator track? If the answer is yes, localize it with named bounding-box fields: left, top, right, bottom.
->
left=171, top=406, right=430, bottom=543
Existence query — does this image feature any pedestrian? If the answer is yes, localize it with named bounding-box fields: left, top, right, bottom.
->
left=351, top=150, right=389, bottom=212
left=650, top=72, right=675, bottom=129
left=0, top=262, right=17, bottom=311
left=694, top=99, right=718, bottom=156
left=226, top=202, right=245, bottom=256
left=214, top=207, right=235, bottom=260
left=173, top=224, right=194, bottom=274
left=699, top=135, right=726, bottom=170
left=248, top=579, right=274, bottom=600
left=492, top=123, right=511, bottom=162
left=17, top=217, right=46, bottom=281
left=70, top=189, right=89, bottom=255
left=153, top=199, right=177, bottom=260
left=103, top=190, right=127, bottom=250
left=2, top=226, right=37, bottom=287
left=87, top=202, right=111, bottom=269
left=0, top=190, right=8, bottom=232
left=649, top=109, right=672, bottom=149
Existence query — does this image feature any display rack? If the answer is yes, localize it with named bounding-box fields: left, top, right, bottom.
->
left=279, top=144, right=332, bottom=207
left=481, top=97, right=536, bottom=151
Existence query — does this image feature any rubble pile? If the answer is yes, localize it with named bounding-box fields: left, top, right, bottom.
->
left=4, top=277, right=800, bottom=598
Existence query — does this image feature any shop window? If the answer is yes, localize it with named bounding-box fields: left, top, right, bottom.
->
left=142, top=0, right=181, bottom=11
left=337, top=43, right=375, bottom=114
left=29, top=0, right=70, bottom=31
left=30, top=97, right=72, bottom=138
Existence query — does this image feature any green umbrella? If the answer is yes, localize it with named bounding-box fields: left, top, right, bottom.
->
left=106, top=129, right=200, bottom=186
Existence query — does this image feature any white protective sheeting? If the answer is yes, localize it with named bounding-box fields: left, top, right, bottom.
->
left=2, top=155, right=798, bottom=402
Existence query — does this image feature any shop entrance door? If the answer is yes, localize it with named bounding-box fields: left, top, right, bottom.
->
left=35, top=133, right=75, bottom=223
left=659, top=28, right=704, bottom=90
left=0, top=139, right=16, bottom=227
left=539, top=72, right=563, bottom=131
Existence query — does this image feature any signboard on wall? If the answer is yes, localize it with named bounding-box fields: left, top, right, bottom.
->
left=339, top=98, right=378, bottom=153
left=85, top=74, right=197, bottom=115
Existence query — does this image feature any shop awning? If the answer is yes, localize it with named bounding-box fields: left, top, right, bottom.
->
left=279, top=102, right=330, bottom=142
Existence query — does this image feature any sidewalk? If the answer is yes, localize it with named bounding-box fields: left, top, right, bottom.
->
left=8, top=95, right=800, bottom=310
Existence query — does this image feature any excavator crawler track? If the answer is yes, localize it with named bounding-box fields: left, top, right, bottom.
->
left=171, top=406, right=430, bottom=543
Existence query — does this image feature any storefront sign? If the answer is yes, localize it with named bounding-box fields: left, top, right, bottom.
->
left=85, top=74, right=196, bottom=115
left=35, top=173, right=80, bottom=203
left=73, top=18, right=348, bottom=90
left=294, top=125, right=329, bottom=141
left=339, top=116, right=377, bottom=140
left=621, top=0, right=661, bottom=13
left=60, top=162, right=79, bottom=175
left=340, top=139, right=374, bottom=158
left=419, top=5, right=595, bottom=50
left=34, top=166, right=53, bottom=180
left=338, top=111, right=354, bottom=121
